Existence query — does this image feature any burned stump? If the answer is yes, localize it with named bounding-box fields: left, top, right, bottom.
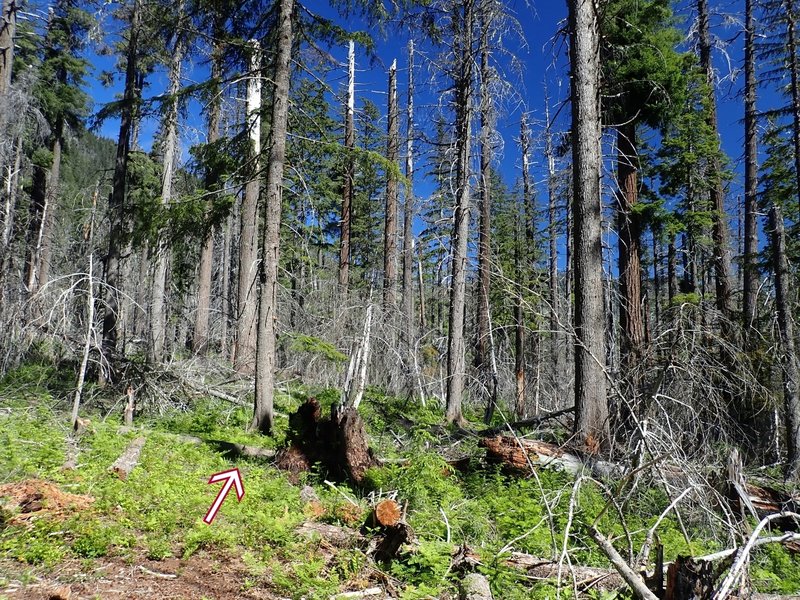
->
left=275, top=398, right=376, bottom=486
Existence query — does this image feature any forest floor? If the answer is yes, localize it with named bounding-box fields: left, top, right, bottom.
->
left=0, top=360, right=799, bottom=599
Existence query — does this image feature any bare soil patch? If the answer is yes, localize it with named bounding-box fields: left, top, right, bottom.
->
left=0, top=551, right=289, bottom=599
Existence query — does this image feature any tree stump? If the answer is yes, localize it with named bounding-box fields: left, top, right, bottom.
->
left=374, top=522, right=414, bottom=562
left=275, top=398, right=377, bottom=486
left=371, top=499, right=401, bottom=528
left=335, top=406, right=376, bottom=485
left=665, top=556, right=715, bottom=600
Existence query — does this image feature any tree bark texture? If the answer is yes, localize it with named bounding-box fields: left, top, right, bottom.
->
left=252, top=0, right=293, bottom=434
left=338, top=40, right=355, bottom=292
left=617, top=123, right=644, bottom=369
left=150, top=16, right=184, bottom=363
left=445, top=0, right=475, bottom=427
left=742, top=0, right=759, bottom=346
left=235, top=39, right=262, bottom=374
left=383, top=60, right=399, bottom=310
left=402, top=40, right=416, bottom=396
left=568, top=0, right=609, bottom=448
left=0, top=0, right=14, bottom=96
left=475, top=22, right=492, bottom=397
left=788, top=0, right=800, bottom=214
left=102, top=0, right=140, bottom=380
left=769, top=206, right=800, bottom=479
left=697, top=0, right=734, bottom=320
left=193, top=33, right=224, bottom=356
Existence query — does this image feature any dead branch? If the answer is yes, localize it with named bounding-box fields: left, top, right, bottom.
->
left=589, top=526, right=658, bottom=600
left=480, top=406, right=576, bottom=436
left=713, top=512, right=800, bottom=600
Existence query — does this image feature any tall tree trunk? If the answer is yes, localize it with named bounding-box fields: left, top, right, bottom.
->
left=101, top=0, right=139, bottom=382
left=383, top=59, right=399, bottom=310
left=193, top=34, right=223, bottom=355
left=338, top=40, right=355, bottom=292
left=476, top=23, right=494, bottom=414
left=616, top=123, right=644, bottom=433
left=234, top=39, right=261, bottom=374
left=788, top=0, right=800, bottom=214
left=0, top=134, right=21, bottom=296
left=445, top=0, right=475, bottom=427
left=220, top=212, right=232, bottom=358
left=35, top=132, right=62, bottom=292
left=545, top=97, right=559, bottom=382
left=402, top=40, right=417, bottom=396
left=0, top=0, right=14, bottom=96
left=150, top=17, right=184, bottom=363
left=568, top=0, right=609, bottom=449
left=743, top=0, right=759, bottom=346
left=698, top=0, right=734, bottom=320
left=25, top=162, right=48, bottom=293
left=667, top=233, right=677, bottom=305
left=514, top=116, right=533, bottom=421
left=769, top=206, right=800, bottom=479
left=617, top=123, right=644, bottom=367
left=252, top=0, right=293, bottom=434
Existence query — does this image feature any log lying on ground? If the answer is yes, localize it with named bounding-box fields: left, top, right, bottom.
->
left=297, top=521, right=365, bottom=547
left=479, top=435, right=620, bottom=478
left=62, top=436, right=79, bottom=471
left=459, top=573, right=493, bottom=600
left=109, top=436, right=146, bottom=480
left=504, top=552, right=624, bottom=590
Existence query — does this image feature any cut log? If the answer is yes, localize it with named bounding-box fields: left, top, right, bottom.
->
left=504, top=552, right=624, bottom=590
left=297, top=521, right=364, bottom=547
left=479, top=435, right=619, bottom=478
left=62, top=436, right=79, bottom=471
left=109, top=436, right=146, bottom=480
left=372, top=499, right=402, bottom=528
left=459, top=573, right=493, bottom=600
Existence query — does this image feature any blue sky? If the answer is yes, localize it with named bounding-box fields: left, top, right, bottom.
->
left=80, top=0, right=776, bottom=266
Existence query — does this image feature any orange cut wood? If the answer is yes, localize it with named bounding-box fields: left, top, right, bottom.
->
left=373, top=499, right=401, bottom=527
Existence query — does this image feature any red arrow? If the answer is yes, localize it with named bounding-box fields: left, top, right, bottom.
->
left=203, top=468, right=245, bottom=525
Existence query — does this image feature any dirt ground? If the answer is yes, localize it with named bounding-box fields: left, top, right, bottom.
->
left=0, top=552, right=291, bottom=600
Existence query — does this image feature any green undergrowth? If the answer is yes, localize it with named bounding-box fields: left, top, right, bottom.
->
left=0, top=367, right=798, bottom=598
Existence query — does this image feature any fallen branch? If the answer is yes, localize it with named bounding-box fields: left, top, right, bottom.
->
left=714, top=512, right=800, bottom=600
left=137, top=565, right=177, bottom=580
left=109, top=437, right=146, bottom=480
left=589, top=527, right=658, bottom=600
left=330, top=588, right=383, bottom=599
left=481, top=406, right=576, bottom=436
